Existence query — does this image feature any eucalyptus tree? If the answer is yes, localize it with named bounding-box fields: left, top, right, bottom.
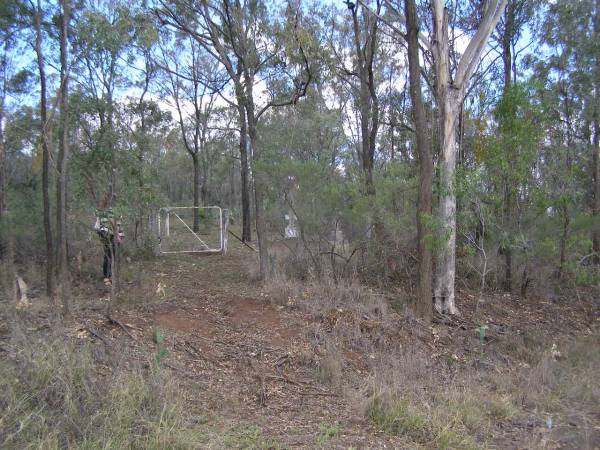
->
left=56, top=0, right=72, bottom=309
left=595, top=0, right=600, bottom=263
left=31, top=0, right=55, bottom=299
left=157, top=35, right=220, bottom=232
left=124, top=15, right=166, bottom=244
left=404, top=0, right=433, bottom=319
left=522, top=0, right=600, bottom=280
left=428, top=0, right=508, bottom=314
left=70, top=1, right=154, bottom=297
left=0, top=0, right=29, bottom=258
left=156, top=0, right=316, bottom=279
left=331, top=0, right=382, bottom=195
left=120, top=97, right=172, bottom=244
left=539, top=0, right=600, bottom=264
left=72, top=0, right=142, bottom=206
left=490, top=0, right=539, bottom=290
left=156, top=1, right=251, bottom=243
left=362, top=0, right=507, bottom=314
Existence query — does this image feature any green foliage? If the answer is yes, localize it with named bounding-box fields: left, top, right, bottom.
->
left=317, top=421, right=343, bottom=445
left=477, top=325, right=488, bottom=354
left=0, top=181, right=44, bottom=257
left=485, top=82, right=544, bottom=188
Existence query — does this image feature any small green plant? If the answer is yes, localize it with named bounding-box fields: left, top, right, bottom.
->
left=366, top=394, right=428, bottom=439
left=153, top=328, right=168, bottom=368
left=220, top=424, right=281, bottom=449
left=477, top=324, right=488, bottom=355
left=317, top=421, right=342, bottom=445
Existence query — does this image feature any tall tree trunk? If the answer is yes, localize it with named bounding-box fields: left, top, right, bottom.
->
left=0, top=43, right=7, bottom=259
left=405, top=0, right=433, bottom=320
left=34, top=1, right=55, bottom=301
left=433, top=89, right=461, bottom=315
left=247, top=120, right=268, bottom=279
left=431, top=0, right=507, bottom=315
left=593, top=0, right=600, bottom=262
left=201, top=157, right=208, bottom=206
left=557, top=204, right=569, bottom=281
left=501, top=0, right=514, bottom=291
left=244, top=70, right=269, bottom=279
left=0, top=107, right=5, bottom=258
left=192, top=152, right=200, bottom=232
left=432, top=5, right=459, bottom=315
left=230, top=144, right=236, bottom=208
left=502, top=1, right=514, bottom=89
left=350, top=2, right=379, bottom=197
left=238, top=104, right=251, bottom=242
left=106, top=65, right=118, bottom=297
left=56, top=0, right=71, bottom=312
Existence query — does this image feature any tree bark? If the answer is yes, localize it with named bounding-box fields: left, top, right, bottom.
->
left=56, top=0, right=71, bottom=312
left=433, top=88, right=461, bottom=315
left=431, top=0, right=507, bottom=314
left=350, top=2, right=380, bottom=196
left=238, top=103, right=252, bottom=242
left=593, top=0, right=600, bottom=262
left=557, top=204, right=569, bottom=281
left=0, top=42, right=7, bottom=258
left=201, top=154, right=208, bottom=206
left=0, top=104, right=5, bottom=258
left=244, top=71, right=269, bottom=279
left=501, top=0, right=515, bottom=291
left=432, top=4, right=458, bottom=314
left=192, top=152, right=200, bottom=232
left=405, top=0, right=433, bottom=320
left=34, top=0, right=55, bottom=301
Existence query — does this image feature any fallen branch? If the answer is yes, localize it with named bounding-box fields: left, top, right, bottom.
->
left=264, top=374, right=339, bottom=397
left=181, top=339, right=222, bottom=367
left=163, top=362, right=208, bottom=383
left=85, top=326, right=110, bottom=346
left=105, top=314, right=136, bottom=340
left=228, top=229, right=257, bottom=251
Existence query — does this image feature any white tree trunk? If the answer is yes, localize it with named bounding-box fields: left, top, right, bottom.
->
left=430, top=0, right=507, bottom=315
left=434, top=92, right=460, bottom=315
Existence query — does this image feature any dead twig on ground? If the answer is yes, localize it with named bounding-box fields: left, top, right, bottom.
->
left=179, top=339, right=223, bottom=367
left=105, top=314, right=136, bottom=340
left=84, top=326, right=110, bottom=346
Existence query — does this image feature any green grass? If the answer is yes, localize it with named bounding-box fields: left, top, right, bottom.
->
left=215, top=423, right=283, bottom=449
left=364, top=389, right=483, bottom=449
left=366, top=393, right=428, bottom=439
left=317, top=421, right=343, bottom=445
left=0, top=338, right=203, bottom=450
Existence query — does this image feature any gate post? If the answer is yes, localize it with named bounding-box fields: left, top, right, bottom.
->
left=221, top=209, right=229, bottom=255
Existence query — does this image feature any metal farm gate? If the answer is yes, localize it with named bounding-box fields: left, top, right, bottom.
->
left=157, top=206, right=228, bottom=254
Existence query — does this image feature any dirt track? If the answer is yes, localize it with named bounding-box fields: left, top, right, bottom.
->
left=75, top=245, right=409, bottom=449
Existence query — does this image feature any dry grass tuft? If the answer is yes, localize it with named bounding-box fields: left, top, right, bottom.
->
left=265, top=274, right=387, bottom=318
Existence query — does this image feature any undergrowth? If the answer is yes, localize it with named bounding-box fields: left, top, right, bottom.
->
left=265, top=269, right=600, bottom=449
left=0, top=332, right=202, bottom=449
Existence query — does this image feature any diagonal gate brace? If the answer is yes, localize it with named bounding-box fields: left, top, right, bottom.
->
left=172, top=212, right=211, bottom=250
